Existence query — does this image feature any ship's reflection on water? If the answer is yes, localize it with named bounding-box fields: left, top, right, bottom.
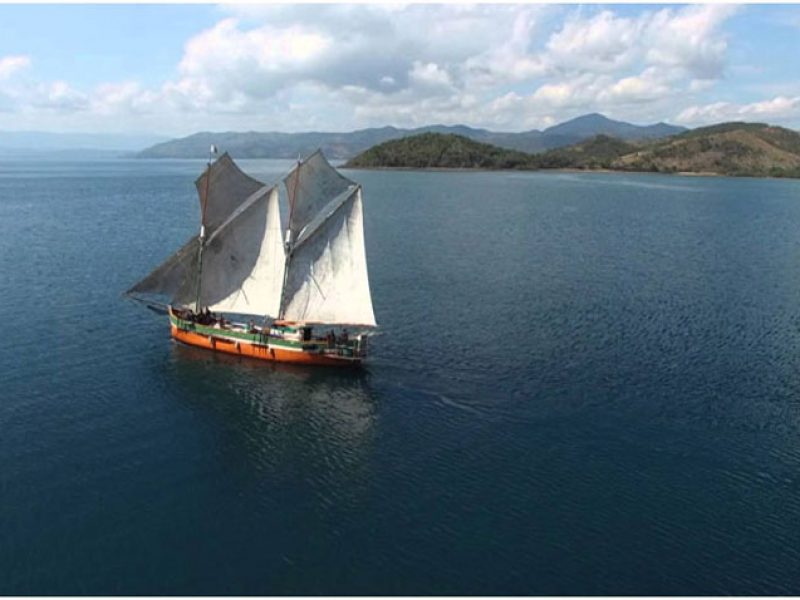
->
left=165, top=343, right=378, bottom=490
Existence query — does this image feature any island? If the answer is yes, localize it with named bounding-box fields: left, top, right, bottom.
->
left=343, top=132, right=537, bottom=170
left=344, top=122, right=800, bottom=179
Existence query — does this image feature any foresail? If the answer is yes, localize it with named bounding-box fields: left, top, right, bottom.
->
left=283, top=150, right=356, bottom=243
left=125, top=236, right=199, bottom=307
left=282, top=187, right=376, bottom=326
left=196, top=152, right=264, bottom=235
left=198, top=186, right=285, bottom=317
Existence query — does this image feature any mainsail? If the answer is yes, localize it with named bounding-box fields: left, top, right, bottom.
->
left=281, top=186, right=376, bottom=326
left=281, top=151, right=376, bottom=327
left=196, top=186, right=285, bottom=316
left=128, top=150, right=376, bottom=327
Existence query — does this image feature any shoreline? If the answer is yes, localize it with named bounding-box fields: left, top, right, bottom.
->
left=341, top=165, right=799, bottom=181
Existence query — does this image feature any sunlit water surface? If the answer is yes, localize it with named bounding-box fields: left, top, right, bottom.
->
left=2, top=159, right=800, bottom=594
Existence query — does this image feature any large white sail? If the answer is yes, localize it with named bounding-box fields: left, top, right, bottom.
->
left=196, top=152, right=264, bottom=235
left=282, top=187, right=376, bottom=326
left=283, top=150, right=356, bottom=244
left=198, top=186, right=285, bottom=317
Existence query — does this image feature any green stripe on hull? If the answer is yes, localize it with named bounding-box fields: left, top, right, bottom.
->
left=170, top=314, right=304, bottom=346
left=169, top=314, right=359, bottom=356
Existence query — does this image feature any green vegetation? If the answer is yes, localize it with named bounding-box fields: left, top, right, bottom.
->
left=534, top=135, right=638, bottom=169
left=345, top=124, right=800, bottom=179
left=344, top=133, right=536, bottom=169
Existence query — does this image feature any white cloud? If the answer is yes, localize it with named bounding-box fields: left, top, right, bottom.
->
left=606, top=75, right=659, bottom=101
left=676, top=95, right=800, bottom=125
left=542, top=4, right=736, bottom=81
left=91, top=82, right=158, bottom=115
left=171, top=17, right=334, bottom=108
left=180, top=19, right=330, bottom=75
left=462, top=6, right=549, bottom=87
left=0, top=4, right=757, bottom=134
left=120, top=4, right=550, bottom=128
left=31, top=81, right=88, bottom=111
left=0, top=55, right=31, bottom=81
left=0, top=70, right=87, bottom=114
left=468, top=4, right=739, bottom=128
left=546, top=10, right=641, bottom=74
left=642, top=4, right=736, bottom=80
left=409, top=61, right=453, bottom=91
left=689, top=79, right=716, bottom=93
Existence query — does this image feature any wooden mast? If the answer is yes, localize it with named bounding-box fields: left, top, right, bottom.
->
left=277, top=157, right=302, bottom=320
left=193, top=145, right=216, bottom=312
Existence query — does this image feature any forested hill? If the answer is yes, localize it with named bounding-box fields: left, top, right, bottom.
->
left=343, top=133, right=536, bottom=169
left=344, top=123, right=800, bottom=178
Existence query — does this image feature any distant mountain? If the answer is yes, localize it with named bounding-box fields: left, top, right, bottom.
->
left=136, top=113, right=685, bottom=159
left=542, top=113, right=684, bottom=145
left=136, top=126, right=513, bottom=160
left=344, top=122, right=800, bottom=178
left=0, top=131, right=168, bottom=153
left=138, top=128, right=402, bottom=160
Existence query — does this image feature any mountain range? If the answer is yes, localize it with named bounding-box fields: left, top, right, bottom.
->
left=136, top=113, right=686, bottom=159
left=344, top=122, right=800, bottom=179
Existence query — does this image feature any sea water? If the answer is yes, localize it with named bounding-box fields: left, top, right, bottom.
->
left=1, top=159, right=800, bottom=594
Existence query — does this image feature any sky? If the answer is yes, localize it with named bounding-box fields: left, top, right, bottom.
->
left=0, top=3, right=799, bottom=136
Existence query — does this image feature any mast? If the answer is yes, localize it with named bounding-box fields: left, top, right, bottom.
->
left=277, top=157, right=302, bottom=320
left=128, top=149, right=271, bottom=313
left=275, top=150, right=376, bottom=327
left=193, top=145, right=217, bottom=311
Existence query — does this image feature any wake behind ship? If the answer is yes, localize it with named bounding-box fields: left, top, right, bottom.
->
left=126, top=150, right=376, bottom=366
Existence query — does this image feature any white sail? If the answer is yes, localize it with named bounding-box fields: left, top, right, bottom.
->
left=282, top=187, right=376, bottom=326
left=196, top=152, right=264, bottom=235
left=126, top=236, right=199, bottom=306
left=129, top=149, right=375, bottom=327
left=127, top=152, right=272, bottom=314
left=198, top=186, right=285, bottom=317
left=283, top=150, right=356, bottom=243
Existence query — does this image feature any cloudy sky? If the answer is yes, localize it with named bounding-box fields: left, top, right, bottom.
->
left=1, top=3, right=799, bottom=135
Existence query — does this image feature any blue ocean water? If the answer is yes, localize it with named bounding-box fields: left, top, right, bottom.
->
left=1, top=159, right=800, bottom=594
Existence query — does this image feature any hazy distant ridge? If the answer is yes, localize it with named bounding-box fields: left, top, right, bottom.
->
left=0, top=131, right=169, bottom=153
left=136, top=114, right=686, bottom=159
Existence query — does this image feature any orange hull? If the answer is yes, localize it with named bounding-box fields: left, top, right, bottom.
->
left=170, top=325, right=362, bottom=367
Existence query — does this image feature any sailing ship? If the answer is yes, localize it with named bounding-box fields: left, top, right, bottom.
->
left=126, top=149, right=377, bottom=367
